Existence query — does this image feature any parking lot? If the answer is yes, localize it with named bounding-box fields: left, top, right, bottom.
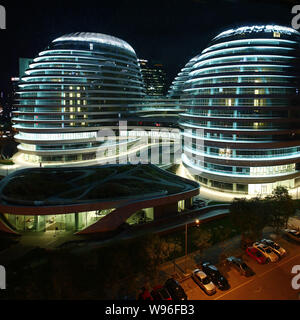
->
left=180, top=237, right=300, bottom=300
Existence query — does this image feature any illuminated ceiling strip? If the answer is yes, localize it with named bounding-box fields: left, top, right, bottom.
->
left=196, top=46, right=294, bottom=63
left=202, top=38, right=296, bottom=54
left=183, top=145, right=300, bottom=161
left=190, top=64, right=291, bottom=76
left=182, top=154, right=296, bottom=178
left=185, top=85, right=295, bottom=91
left=186, top=74, right=295, bottom=83
left=180, top=130, right=273, bottom=143
left=178, top=122, right=286, bottom=132
left=194, top=54, right=294, bottom=67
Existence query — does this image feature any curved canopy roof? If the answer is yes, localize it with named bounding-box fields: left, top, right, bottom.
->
left=52, top=32, right=136, bottom=54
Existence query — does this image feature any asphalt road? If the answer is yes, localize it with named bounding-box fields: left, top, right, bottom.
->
left=181, top=237, right=300, bottom=300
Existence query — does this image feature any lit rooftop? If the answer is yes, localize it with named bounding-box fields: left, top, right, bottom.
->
left=52, top=32, right=136, bottom=54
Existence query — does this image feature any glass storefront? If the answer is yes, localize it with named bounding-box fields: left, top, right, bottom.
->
left=126, top=207, right=154, bottom=225
left=3, top=209, right=114, bottom=233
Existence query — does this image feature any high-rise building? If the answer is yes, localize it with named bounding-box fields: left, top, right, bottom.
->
left=138, top=59, right=167, bottom=96
left=178, top=25, right=300, bottom=196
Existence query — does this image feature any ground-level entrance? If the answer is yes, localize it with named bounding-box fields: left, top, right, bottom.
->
left=2, top=210, right=114, bottom=233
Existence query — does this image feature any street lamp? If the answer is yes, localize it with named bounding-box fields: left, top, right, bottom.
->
left=184, top=219, right=201, bottom=274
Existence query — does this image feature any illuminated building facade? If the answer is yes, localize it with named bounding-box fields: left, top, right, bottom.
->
left=13, top=34, right=183, bottom=164
left=179, top=25, right=300, bottom=196
left=13, top=33, right=146, bottom=163
left=168, top=56, right=198, bottom=99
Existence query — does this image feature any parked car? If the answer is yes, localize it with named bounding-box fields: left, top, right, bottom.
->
left=259, top=239, right=286, bottom=257
left=192, top=269, right=216, bottom=295
left=253, top=243, right=279, bottom=262
left=150, top=285, right=172, bottom=300
left=246, top=247, right=267, bottom=264
left=226, top=256, right=255, bottom=277
left=201, top=262, right=230, bottom=291
left=138, top=287, right=153, bottom=300
left=284, top=229, right=300, bottom=243
left=164, top=278, right=187, bottom=300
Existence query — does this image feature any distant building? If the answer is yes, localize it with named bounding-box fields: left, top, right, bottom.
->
left=138, top=59, right=167, bottom=96
left=1, top=58, right=33, bottom=130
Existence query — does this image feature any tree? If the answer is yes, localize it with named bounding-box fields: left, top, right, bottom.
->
left=189, top=225, right=211, bottom=254
left=265, top=186, right=295, bottom=233
left=229, top=197, right=270, bottom=247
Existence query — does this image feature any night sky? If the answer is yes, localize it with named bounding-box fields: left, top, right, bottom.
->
left=0, top=0, right=298, bottom=93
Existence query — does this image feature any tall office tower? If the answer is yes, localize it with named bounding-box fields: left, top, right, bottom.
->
left=13, top=32, right=146, bottom=163
left=179, top=25, right=300, bottom=196
left=138, top=59, right=167, bottom=96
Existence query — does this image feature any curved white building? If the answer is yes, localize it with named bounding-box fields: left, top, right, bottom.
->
left=179, top=25, right=300, bottom=196
left=14, top=32, right=146, bottom=163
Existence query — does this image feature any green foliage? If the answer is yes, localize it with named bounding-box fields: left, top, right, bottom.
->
left=189, top=226, right=211, bottom=253
left=265, top=186, right=295, bottom=233
left=229, top=197, right=268, bottom=242
left=0, top=159, right=14, bottom=165
left=270, top=185, right=291, bottom=200
left=229, top=186, right=296, bottom=243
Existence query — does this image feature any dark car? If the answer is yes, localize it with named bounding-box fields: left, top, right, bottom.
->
left=285, top=229, right=300, bottom=243
left=201, top=262, right=230, bottom=291
left=164, top=278, right=187, bottom=300
left=151, top=285, right=172, bottom=300
left=226, top=256, right=255, bottom=277
left=138, top=287, right=153, bottom=300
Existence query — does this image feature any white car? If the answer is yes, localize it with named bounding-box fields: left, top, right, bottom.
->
left=192, top=269, right=216, bottom=295
left=285, top=229, right=300, bottom=243
left=253, top=243, right=279, bottom=262
left=259, top=239, right=286, bottom=257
